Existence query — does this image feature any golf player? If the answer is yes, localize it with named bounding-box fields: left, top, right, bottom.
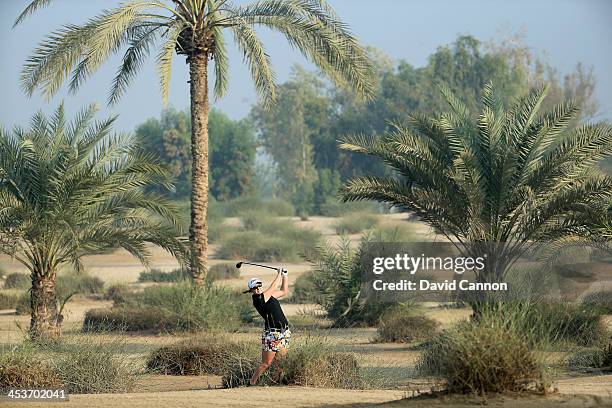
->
left=243, top=268, right=291, bottom=385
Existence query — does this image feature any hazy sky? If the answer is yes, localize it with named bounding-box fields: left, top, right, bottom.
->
left=1, top=0, right=611, bottom=132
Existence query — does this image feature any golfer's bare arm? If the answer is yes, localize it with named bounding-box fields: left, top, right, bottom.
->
left=263, top=270, right=288, bottom=300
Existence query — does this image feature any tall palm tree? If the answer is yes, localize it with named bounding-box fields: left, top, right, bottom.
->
left=340, top=83, right=611, bottom=290
left=15, top=0, right=375, bottom=283
left=0, top=104, right=188, bottom=339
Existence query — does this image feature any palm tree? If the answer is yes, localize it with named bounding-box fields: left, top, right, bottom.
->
left=340, top=83, right=611, bottom=292
left=15, top=0, right=375, bottom=283
left=0, top=104, right=188, bottom=339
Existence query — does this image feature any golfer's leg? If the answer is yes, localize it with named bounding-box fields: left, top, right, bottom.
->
left=250, top=350, right=275, bottom=385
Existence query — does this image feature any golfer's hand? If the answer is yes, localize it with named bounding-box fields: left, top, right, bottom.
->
left=279, top=267, right=288, bottom=277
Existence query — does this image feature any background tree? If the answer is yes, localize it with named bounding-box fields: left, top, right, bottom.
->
left=0, top=105, right=187, bottom=339
left=16, top=0, right=375, bottom=283
left=340, top=83, right=611, bottom=308
left=135, top=108, right=256, bottom=200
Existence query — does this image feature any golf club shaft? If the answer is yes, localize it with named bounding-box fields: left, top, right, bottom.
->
left=241, top=261, right=279, bottom=271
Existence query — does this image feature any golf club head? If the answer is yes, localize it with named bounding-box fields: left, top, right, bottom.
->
left=235, top=262, right=243, bottom=269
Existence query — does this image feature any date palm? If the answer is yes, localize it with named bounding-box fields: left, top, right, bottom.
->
left=16, top=0, right=375, bottom=283
left=0, top=104, right=188, bottom=339
left=340, top=83, right=611, bottom=290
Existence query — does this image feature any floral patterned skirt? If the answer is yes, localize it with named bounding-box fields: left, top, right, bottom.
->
left=261, top=328, right=292, bottom=352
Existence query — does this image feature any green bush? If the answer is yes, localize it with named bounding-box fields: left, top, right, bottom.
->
left=581, top=290, right=612, bottom=314
left=56, top=272, right=104, bottom=297
left=567, top=343, right=612, bottom=372
left=320, top=198, right=378, bottom=217
left=376, top=305, right=438, bottom=343
left=103, top=284, right=131, bottom=305
left=0, top=291, right=23, bottom=310
left=334, top=212, right=379, bottom=234
left=208, top=263, right=240, bottom=281
left=3, top=273, right=30, bottom=289
left=222, top=337, right=364, bottom=389
left=418, top=317, right=544, bottom=394
left=369, top=224, right=416, bottom=242
left=223, top=196, right=294, bottom=217
left=290, top=271, right=319, bottom=303
left=0, top=345, right=61, bottom=391
left=138, top=268, right=190, bottom=283
left=51, top=336, right=135, bottom=394
left=14, top=292, right=30, bottom=315
left=84, top=283, right=253, bottom=332
left=146, top=335, right=251, bottom=375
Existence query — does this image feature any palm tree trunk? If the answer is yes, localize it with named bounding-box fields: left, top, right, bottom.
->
left=188, top=52, right=209, bottom=285
left=30, top=271, right=61, bottom=339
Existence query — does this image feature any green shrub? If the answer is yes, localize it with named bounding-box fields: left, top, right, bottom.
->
left=0, top=291, right=23, bottom=310
left=3, top=273, right=30, bottom=289
left=84, top=283, right=253, bottom=332
left=146, top=335, right=250, bottom=375
left=223, top=196, right=294, bottom=217
left=51, top=336, right=135, bottom=394
left=56, top=272, right=104, bottom=297
left=0, top=345, right=61, bottom=391
left=376, top=305, right=438, bottom=343
left=208, top=263, right=240, bottom=281
left=567, top=343, right=612, bottom=372
left=290, top=271, right=319, bottom=303
left=418, top=317, right=543, bottom=394
left=138, top=268, right=190, bottom=283
left=369, top=224, right=416, bottom=242
left=334, top=212, right=379, bottom=234
left=320, top=198, right=378, bottom=217
left=222, top=337, right=363, bottom=389
left=14, top=292, right=30, bottom=315
left=581, top=290, right=612, bottom=314
left=103, top=284, right=131, bottom=305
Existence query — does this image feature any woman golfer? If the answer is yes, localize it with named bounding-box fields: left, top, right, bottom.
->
left=244, top=268, right=291, bottom=385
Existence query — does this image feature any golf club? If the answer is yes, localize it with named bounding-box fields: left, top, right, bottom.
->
left=236, top=261, right=279, bottom=271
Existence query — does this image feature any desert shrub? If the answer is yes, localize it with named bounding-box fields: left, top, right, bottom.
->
left=0, top=291, right=23, bottom=310
left=223, top=196, right=294, bottom=217
left=369, top=224, right=416, bottom=242
left=581, top=290, right=612, bottom=314
left=290, top=271, right=319, bottom=303
left=138, top=268, right=190, bottom=283
left=56, top=272, right=104, bottom=297
left=0, top=345, right=61, bottom=391
left=146, top=335, right=250, bottom=375
left=208, top=263, right=240, bottom=281
left=103, top=284, right=131, bottom=305
left=418, top=317, right=543, bottom=394
left=376, top=305, right=438, bottom=343
left=320, top=198, right=378, bottom=217
left=51, top=336, right=135, bottom=393
left=217, top=227, right=319, bottom=262
left=84, top=283, right=252, bottom=332
left=3, top=273, right=30, bottom=289
left=222, top=337, right=363, bottom=389
left=14, top=292, right=30, bottom=315
left=567, top=343, right=612, bottom=372
left=334, top=212, right=379, bottom=234
left=491, top=302, right=608, bottom=346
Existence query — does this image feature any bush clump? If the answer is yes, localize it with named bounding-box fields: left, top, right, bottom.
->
left=369, top=224, right=416, bottom=242
left=56, top=272, right=105, bottom=296
left=138, top=268, right=190, bottom=283
left=223, top=196, right=294, bottom=217
left=320, top=198, right=378, bottom=217
left=0, top=345, right=61, bottom=391
left=52, top=336, right=135, bottom=394
left=290, top=271, right=319, bottom=303
left=581, top=290, right=612, bottom=314
left=222, top=337, right=363, bottom=389
left=103, top=284, right=131, bottom=305
left=0, top=291, right=23, bottom=310
left=567, top=343, right=612, bottom=372
left=84, top=283, right=253, bottom=333
left=376, top=305, right=438, bottom=343
left=147, top=335, right=250, bottom=375
left=334, top=212, right=379, bottom=234
left=3, top=273, right=30, bottom=289
left=418, top=317, right=543, bottom=394
left=208, top=263, right=240, bottom=281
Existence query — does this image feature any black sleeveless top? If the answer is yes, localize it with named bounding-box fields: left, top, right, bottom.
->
left=252, top=293, right=289, bottom=330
